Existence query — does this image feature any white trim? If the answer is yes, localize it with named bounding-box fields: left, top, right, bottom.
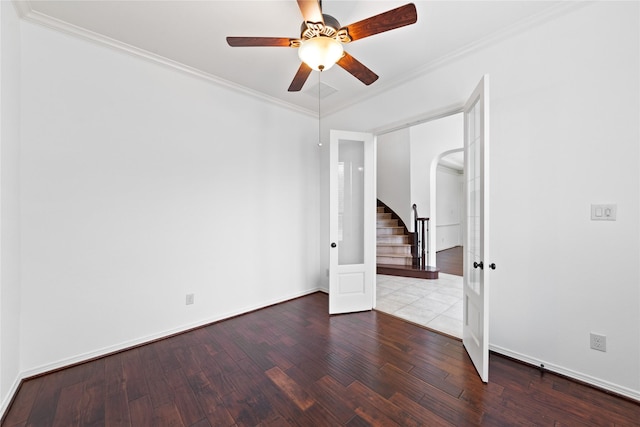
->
left=490, top=344, right=640, bottom=402
left=437, top=164, right=463, bottom=175
left=13, top=287, right=322, bottom=383
left=15, top=4, right=316, bottom=118
left=1, top=286, right=326, bottom=420
left=14, top=0, right=586, bottom=118
left=3, top=292, right=637, bottom=420
left=322, top=2, right=588, bottom=116
left=372, top=103, right=464, bottom=136
left=12, top=0, right=30, bottom=18
left=0, top=376, right=22, bottom=421
left=436, top=222, right=461, bottom=228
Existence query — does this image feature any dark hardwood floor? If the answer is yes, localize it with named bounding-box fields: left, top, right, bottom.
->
left=3, top=292, right=638, bottom=426
left=436, top=246, right=463, bottom=277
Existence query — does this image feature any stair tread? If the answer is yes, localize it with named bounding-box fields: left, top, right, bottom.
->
left=377, top=203, right=415, bottom=267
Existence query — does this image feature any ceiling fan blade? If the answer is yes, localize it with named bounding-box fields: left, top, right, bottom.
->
left=297, top=0, right=324, bottom=24
left=343, top=3, right=417, bottom=42
left=288, top=62, right=313, bottom=92
left=337, top=52, right=378, bottom=86
left=226, top=37, right=293, bottom=47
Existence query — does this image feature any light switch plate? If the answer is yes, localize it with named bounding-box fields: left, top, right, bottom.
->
left=591, top=204, right=616, bottom=221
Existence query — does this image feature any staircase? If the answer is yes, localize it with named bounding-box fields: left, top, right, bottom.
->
left=376, top=206, right=413, bottom=266
left=376, top=201, right=439, bottom=279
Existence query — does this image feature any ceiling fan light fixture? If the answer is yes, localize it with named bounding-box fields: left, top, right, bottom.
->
left=298, top=36, right=343, bottom=71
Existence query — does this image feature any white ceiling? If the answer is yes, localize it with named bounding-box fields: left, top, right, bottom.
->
left=21, top=1, right=564, bottom=115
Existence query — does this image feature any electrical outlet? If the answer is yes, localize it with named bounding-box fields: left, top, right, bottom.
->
left=186, top=293, right=194, bottom=305
left=590, top=333, right=606, bottom=352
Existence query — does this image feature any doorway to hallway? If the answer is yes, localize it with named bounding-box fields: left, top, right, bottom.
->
left=375, top=117, right=465, bottom=338
left=374, top=75, right=491, bottom=381
left=376, top=246, right=463, bottom=338
left=436, top=246, right=463, bottom=276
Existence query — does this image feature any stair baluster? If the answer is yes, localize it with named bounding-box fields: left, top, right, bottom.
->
left=412, top=204, right=429, bottom=270
left=377, top=200, right=438, bottom=279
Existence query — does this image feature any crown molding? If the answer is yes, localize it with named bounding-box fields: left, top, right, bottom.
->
left=13, top=0, right=317, bottom=118
left=14, top=0, right=587, bottom=120
left=322, top=1, right=589, bottom=117
left=12, top=0, right=31, bottom=18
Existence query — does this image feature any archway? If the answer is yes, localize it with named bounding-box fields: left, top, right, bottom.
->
left=428, top=148, right=464, bottom=267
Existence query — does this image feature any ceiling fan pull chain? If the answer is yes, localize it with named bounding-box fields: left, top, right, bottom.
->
left=318, top=71, right=322, bottom=146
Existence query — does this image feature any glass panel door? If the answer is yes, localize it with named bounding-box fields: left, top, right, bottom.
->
left=463, top=75, right=491, bottom=383
left=338, top=140, right=364, bottom=265
left=329, top=130, right=375, bottom=314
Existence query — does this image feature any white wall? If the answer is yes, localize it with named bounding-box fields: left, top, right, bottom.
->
left=376, top=127, right=411, bottom=229
left=4, top=0, right=639, bottom=412
left=376, top=114, right=462, bottom=252
left=409, top=113, right=463, bottom=264
left=435, top=165, right=462, bottom=251
left=377, top=114, right=464, bottom=231
left=18, top=21, right=321, bottom=375
left=0, top=0, right=23, bottom=414
left=324, top=2, right=640, bottom=399
left=409, top=113, right=463, bottom=217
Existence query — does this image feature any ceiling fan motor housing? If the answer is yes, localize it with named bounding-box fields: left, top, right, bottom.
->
left=300, top=14, right=341, bottom=39
left=295, top=13, right=349, bottom=70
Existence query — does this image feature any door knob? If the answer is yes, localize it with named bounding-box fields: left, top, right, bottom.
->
left=331, top=242, right=337, bottom=248
left=489, top=263, right=496, bottom=270
left=473, top=261, right=484, bottom=269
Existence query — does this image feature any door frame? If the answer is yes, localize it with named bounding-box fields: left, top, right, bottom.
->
left=374, top=107, right=466, bottom=272
left=371, top=93, right=488, bottom=352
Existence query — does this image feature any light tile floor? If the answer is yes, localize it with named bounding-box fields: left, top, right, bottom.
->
left=376, top=273, right=463, bottom=338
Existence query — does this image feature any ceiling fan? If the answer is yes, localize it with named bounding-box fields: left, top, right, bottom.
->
left=226, top=1, right=417, bottom=92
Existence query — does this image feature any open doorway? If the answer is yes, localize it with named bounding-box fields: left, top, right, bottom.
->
left=356, top=76, right=490, bottom=379
left=375, top=114, right=464, bottom=338
left=433, top=148, right=464, bottom=276
left=432, top=148, right=464, bottom=268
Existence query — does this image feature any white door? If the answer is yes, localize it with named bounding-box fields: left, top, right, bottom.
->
left=463, top=75, right=491, bottom=382
left=329, top=130, right=376, bottom=314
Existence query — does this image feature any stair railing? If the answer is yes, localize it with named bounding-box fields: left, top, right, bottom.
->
left=412, top=204, right=430, bottom=270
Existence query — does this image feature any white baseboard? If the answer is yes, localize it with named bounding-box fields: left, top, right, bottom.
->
left=0, top=375, right=22, bottom=421
left=21, top=287, right=324, bottom=379
left=2, top=287, right=324, bottom=420
left=7, top=293, right=635, bottom=421
left=490, top=344, right=640, bottom=402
